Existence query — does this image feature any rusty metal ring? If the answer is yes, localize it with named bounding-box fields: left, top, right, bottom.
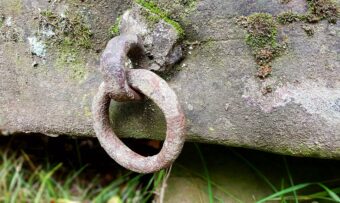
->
left=92, top=69, right=186, bottom=173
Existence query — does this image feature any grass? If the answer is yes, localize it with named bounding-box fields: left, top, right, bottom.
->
left=1, top=136, right=339, bottom=202
left=0, top=150, right=164, bottom=203
left=181, top=146, right=340, bottom=202
left=195, top=144, right=214, bottom=203
left=0, top=136, right=167, bottom=203
left=231, top=150, right=340, bottom=203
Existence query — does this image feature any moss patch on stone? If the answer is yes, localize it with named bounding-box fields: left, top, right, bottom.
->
left=40, top=10, right=93, bottom=49
left=238, top=0, right=338, bottom=79
left=244, top=13, right=278, bottom=49
left=237, top=13, right=286, bottom=79
left=135, top=0, right=185, bottom=38
left=277, top=0, right=339, bottom=24
left=277, top=11, right=304, bottom=24
left=307, top=0, right=339, bottom=23
left=39, top=9, right=92, bottom=81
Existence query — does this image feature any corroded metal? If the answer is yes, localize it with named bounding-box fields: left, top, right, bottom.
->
left=99, top=34, right=148, bottom=102
left=92, top=34, right=186, bottom=173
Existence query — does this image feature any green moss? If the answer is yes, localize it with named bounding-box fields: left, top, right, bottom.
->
left=277, top=11, right=303, bottom=24
left=135, top=0, right=185, bottom=38
left=109, top=15, right=122, bottom=37
left=55, top=42, right=87, bottom=81
left=238, top=13, right=287, bottom=78
left=40, top=9, right=93, bottom=49
left=39, top=9, right=92, bottom=81
left=245, top=13, right=278, bottom=49
left=306, top=0, right=339, bottom=23
left=276, top=0, right=339, bottom=25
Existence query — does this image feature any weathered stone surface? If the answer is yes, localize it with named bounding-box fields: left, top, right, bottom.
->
left=0, top=0, right=339, bottom=158
left=119, top=4, right=183, bottom=71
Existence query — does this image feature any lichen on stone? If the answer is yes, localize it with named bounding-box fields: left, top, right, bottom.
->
left=27, top=36, right=46, bottom=57
left=55, top=43, right=87, bottom=81
left=37, top=9, right=93, bottom=81
left=0, top=16, right=23, bottom=42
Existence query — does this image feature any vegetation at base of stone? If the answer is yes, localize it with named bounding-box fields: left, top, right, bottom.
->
left=233, top=150, right=340, bottom=203
left=39, top=9, right=93, bottom=49
left=135, top=0, right=185, bottom=38
left=195, top=144, right=214, bottom=203
left=109, top=15, right=122, bottom=37
left=0, top=136, right=166, bottom=203
left=237, top=13, right=286, bottom=79
left=178, top=145, right=340, bottom=203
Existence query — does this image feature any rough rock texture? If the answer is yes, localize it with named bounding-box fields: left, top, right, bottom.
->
left=119, top=4, right=183, bottom=71
left=0, top=0, right=339, bottom=158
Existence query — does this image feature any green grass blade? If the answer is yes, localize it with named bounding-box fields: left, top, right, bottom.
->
left=64, top=164, right=88, bottom=189
left=257, top=183, right=312, bottom=203
left=92, top=173, right=131, bottom=202
left=318, top=183, right=340, bottom=202
left=9, top=160, right=22, bottom=191
left=283, top=157, right=298, bottom=203
left=280, top=178, right=287, bottom=203
left=195, top=144, right=214, bottom=203
left=308, top=187, right=340, bottom=199
left=34, top=163, right=62, bottom=203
